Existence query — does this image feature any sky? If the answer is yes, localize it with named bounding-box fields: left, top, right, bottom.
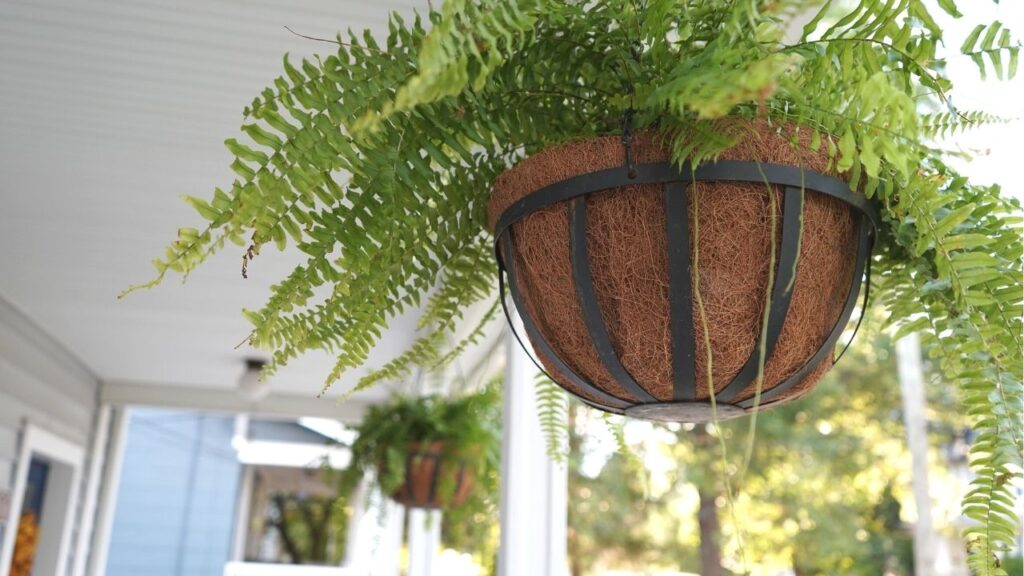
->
left=937, top=2, right=1024, bottom=201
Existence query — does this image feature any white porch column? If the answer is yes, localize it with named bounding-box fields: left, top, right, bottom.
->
left=342, top=475, right=370, bottom=569
left=72, top=403, right=111, bottom=576
left=374, top=498, right=405, bottom=576
left=498, top=328, right=569, bottom=576
left=406, top=508, right=441, bottom=576
left=229, top=465, right=254, bottom=561
left=86, top=405, right=129, bottom=576
left=229, top=414, right=253, bottom=562
left=342, top=473, right=405, bottom=576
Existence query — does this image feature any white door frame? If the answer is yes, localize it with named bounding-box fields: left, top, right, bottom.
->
left=0, top=423, right=85, bottom=576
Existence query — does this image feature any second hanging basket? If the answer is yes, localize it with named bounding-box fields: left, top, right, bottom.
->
left=387, top=442, right=475, bottom=509
left=489, top=123, right=877, bottom=422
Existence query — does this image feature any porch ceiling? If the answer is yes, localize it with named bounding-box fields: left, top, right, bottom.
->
left=0, top=0, right=502, bottom=409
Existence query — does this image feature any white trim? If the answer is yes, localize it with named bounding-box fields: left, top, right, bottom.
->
left=297, top=418, right=356, bottom=445
left=102, top=381, right=372, bottom=422
left=377, top=500, right=405, bottom=576
left=342, top=475, right=404, bottom=576
left=0, top=294, right=95, bottom=385
left=0, top=424, right=85, bottom=576
left=224, top=561, right=352, bottom=576
left=897, top=333, right=939, bottom=576
left=86, top=407, right=128, bottom=576
left=497, top=328, right=569, bottom=576
left=234, top=440, right=350, bottom=469
left=546, top=454, right=569, bottom=576
left=71, top=404, right=112, bottom=576
left=406, top=509, right=441, bottom=576
left=232, top=413, right=250, bottom=450
left=230, top=464, right=255, bottom=562
left=341, top=475, right=370, bottom=570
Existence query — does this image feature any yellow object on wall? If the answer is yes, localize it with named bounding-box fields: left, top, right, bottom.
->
left=10, top=512, right=39, bottom=576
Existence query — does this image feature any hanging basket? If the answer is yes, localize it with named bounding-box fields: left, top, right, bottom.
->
left=489, top=124, right=877, bottom=422
left=386, top=442, right=475, bottom=509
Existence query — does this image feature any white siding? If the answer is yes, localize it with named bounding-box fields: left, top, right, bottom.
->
left=0, top=296, right=99, bottom=574
left=0, top=297, right=97, bottom=453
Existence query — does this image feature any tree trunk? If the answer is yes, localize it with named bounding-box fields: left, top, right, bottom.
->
left=269, top=494, right=305, bottom=564
left=697, top=487, right=724, bottom=576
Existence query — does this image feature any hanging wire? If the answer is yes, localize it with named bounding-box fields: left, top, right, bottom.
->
left=622, top=107, right=638, bottom=179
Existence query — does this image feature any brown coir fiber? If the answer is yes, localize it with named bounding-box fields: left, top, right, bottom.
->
left=488, top=122, right=858, bottom=409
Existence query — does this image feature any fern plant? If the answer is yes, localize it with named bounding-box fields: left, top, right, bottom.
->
left=535, top=372, right=570, bottom=462
left=124, top=0, right=1022, bottom=570
left=340, top=389, right=500, bottom=527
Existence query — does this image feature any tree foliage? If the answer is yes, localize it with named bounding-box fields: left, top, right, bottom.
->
left=567, top=403, right=659, bottom=576
left=126, top=1, right=1022, bottom=569
left=267, top=491, right=350, bottom=564
left=568, top=330, right=961, bottom=575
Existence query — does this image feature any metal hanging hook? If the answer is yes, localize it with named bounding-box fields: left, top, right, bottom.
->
left=622, top=107, right=638, bottom=179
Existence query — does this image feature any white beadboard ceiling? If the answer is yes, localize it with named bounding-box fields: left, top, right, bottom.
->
left=0, top=0, right=501, bottom=403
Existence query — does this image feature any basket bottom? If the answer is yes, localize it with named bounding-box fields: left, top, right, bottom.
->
left=624, top=402, right=746, bottom=423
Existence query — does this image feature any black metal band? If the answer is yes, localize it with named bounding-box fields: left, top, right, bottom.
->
left=398, top=451, right=470, bottom=509
left=715, top=186, right=805, bottom=403
left=498, top=232, right=633, bottom=409
left=737, top=217, right=872, bottom=408
left=426, top=453, right=440, bottom=505
left=833, top=239, right=874, bottom=365
left=452, top=462, right=466, bottom=502
left=403, top=452, right=416, bottom=503
left=494, top=161, right=879, bottom=242
left=575, top=394, right=628, bottom=415
left=665, top=182, right=696, bottom=401
left=569, top=198, right=657, bottom=403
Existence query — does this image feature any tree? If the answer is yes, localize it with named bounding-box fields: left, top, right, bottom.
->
left=267, top=492, right=350, bottom=564
left=567, top=403, right=668, bottom=576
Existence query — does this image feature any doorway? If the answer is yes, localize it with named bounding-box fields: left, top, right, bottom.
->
left=0, top=425, right=84, bottom=576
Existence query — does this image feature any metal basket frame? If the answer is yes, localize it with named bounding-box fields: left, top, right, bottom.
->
left=494, top=160, right=878, bottom=419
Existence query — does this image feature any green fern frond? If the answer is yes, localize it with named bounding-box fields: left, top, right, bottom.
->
left=356, top=0, right=547, bottom=132
left=429, top=298, right=501, bottom=372
left=921, top=111, right=1010, bottom=139
left=961, top=22, right=1021, bottom=80
left=535, top=372, right=569, bottom=463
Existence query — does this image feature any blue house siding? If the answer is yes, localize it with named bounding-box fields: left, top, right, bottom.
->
left=107, top=408, right=241, bottom=576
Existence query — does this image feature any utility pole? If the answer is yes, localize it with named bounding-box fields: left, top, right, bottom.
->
left=896, top=332, right=937, bottom=576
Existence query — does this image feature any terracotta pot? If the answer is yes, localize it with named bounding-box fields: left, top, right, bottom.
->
left=489, top=123, right=875, bottom=422
left=387, top=442, right=475, bottom=509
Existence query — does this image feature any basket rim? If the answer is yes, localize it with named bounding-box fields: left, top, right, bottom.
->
left=492, top=160, right=879, bottom=242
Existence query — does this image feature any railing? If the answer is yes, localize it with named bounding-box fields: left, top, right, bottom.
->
left=224, top=562, right=352, bottom=576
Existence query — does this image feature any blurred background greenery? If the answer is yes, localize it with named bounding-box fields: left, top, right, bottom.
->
left=271, top=319, right=1012, bottom=575
left=562, top=325, right=984, bottom=576
left=425, top=321, right=999, bottom=575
